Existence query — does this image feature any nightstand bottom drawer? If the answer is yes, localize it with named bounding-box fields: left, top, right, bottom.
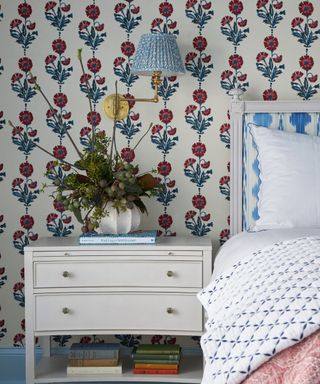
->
left=35, top=293, right=202, bottom=333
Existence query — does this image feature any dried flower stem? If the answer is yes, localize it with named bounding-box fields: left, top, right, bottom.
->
left=77, top=49, right=95, bottom=149
left=29, top=72, right=83, bottom=160
left=8, top=120, right=79, bottom=170
left=133, top=122, right=153, bottom=151
left=110, top=81, right=120, bottom=161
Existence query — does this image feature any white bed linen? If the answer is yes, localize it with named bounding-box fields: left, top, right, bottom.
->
left=199, top=228, right=320, bottom=384
left=213, top=227, right=320, bottom=279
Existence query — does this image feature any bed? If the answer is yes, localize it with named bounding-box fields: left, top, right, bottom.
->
left=198, top=97, right=320, bottom=384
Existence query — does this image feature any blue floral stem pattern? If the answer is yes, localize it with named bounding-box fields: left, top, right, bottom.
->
left=184, top=0, right=213, bottom=236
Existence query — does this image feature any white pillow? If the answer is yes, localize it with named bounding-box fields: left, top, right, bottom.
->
left=250, top=125, right=320, bottom=231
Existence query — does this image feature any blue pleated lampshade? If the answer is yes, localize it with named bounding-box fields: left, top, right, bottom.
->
left=131, top=33, right=185, bottom=76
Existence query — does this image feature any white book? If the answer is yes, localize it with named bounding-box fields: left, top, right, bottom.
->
left=67, top=361, right=122, bottom=375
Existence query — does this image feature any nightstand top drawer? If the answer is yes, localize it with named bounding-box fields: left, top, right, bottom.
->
left=34, top=260, right=202, bottom=289
left=35, top=293, right=203, bottom=333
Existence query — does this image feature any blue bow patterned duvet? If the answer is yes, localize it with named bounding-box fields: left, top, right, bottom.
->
left=198, top=236, right=320, bottom=384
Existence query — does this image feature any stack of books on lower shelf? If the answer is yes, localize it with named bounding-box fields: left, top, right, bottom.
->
left=66, top=343, right=122, bottom=375
left=132, top=344, right=181, bottom=375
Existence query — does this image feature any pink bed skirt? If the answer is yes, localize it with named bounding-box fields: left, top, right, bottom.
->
left=243, top=330, right=320, bottom=384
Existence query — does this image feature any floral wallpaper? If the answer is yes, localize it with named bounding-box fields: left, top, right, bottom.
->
left=0, top=0, right=319, bottom=348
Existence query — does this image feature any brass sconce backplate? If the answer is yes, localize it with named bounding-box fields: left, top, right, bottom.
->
left=103, top=94, right=130, bottom=120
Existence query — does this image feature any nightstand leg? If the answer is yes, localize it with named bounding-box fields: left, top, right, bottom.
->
left=25, top=332, right=35, bottom=384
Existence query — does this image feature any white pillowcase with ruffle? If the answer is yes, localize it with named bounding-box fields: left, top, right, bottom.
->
left=250, top=125, right=320, bottom=231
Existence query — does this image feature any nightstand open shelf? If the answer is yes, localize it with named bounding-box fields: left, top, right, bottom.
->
left=34, top=355, right=203, bottom=383
left=25, top=236, right=212, bottom=384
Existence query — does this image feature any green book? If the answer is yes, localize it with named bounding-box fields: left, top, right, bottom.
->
left=135, top=344, right=181, bottom=355
left=132, top=353, right=180, bottom=362
left=133, top=358, right=180, bottom=364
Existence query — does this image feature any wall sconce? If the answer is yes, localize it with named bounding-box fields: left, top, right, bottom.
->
left=103, top=33, right=185, bottom=120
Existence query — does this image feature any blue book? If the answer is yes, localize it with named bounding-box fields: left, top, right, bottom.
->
left=68, top=343, right=120, bottom=359
left=79, top=230, right=157, bottom=245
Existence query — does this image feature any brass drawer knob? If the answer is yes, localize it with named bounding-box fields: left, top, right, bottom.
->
left=62, top=271, right=70, bottom=278
left=167, top=307, right=174, bottom=314
left=167, top=270, right=174, bottom=277
left=62, top=307, right=69, bottom=314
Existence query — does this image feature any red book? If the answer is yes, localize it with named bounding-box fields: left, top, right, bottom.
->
left=133, top=368, right=178, bottom=375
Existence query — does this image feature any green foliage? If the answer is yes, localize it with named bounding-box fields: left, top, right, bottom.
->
left=49, top=132, right=161, bottom=232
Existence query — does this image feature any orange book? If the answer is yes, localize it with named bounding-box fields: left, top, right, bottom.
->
left=135, top=363, right=178, bottom=370
left=133, top=368, right=178, bottom=375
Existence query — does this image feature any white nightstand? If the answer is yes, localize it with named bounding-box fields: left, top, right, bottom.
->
left=24, top=236, right=212, bottom=383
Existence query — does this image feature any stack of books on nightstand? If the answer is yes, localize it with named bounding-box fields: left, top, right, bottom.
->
left=132, top=344, right=181, bottom=375
left=67, top=343, right=122, bottom=375
left=79, top=230, right=157, bottom=245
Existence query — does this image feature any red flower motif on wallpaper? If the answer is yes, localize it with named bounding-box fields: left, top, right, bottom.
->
left=151, top=124, right=163, bottom=135
left=299, top=1, right=314, bottom=16
left=192, top=142, right=206, bottom=157
left=256, top=0, right=269, bottom=9
left=52, top=38, right=66, bottom=54
left=114, top=3, right=126, bottom=13
left=20, top=215, right=34, bottom=230
left=299, top=54, right=314, bottom=70
left=264, top=35, right=279, bottom=51
left=87, top=57, right=102, bottom=73
left=120, top=41, right=135, bottom=57
left=193, top=89, right=207, bottom=104
left=157, top=161, right=172, bottom=176
left=19, top=110, right=33, bottom=125
left=151, top=18, right=163, bottom=28
left=263, top=88, right=278, bottom=100
left=12, top=178, right=24, bottom=187
left=291, top=17, right=304, bottom=27
left=18, top=57, right=33, bottom=72
left=158, top=214, right=173, bottom=229
left=185, top=210, right=197, bottom=220
left=193, top=36, right=207, bottom=51
left=18, top=3, right=32, bottom=18
left=229, top=54, right=243, bottom=69
left=53, top=200, right=65, bottom=213
left=10, top=19, right=22, bottom=28
left=192, top=194, right=206, bottom=210
left=13, top=230, right=24, bottom=240
left=53, top=145, right=67, bottom=160
left=121, top=147, right=135, bottom=163
left=86, top=111, right=101, bottom=126
left=85, top=4, right=100, bottom=20
left=53, top=93, right=68, bottom=108
left=184, top=158, right=196, bottom=168
left=47, top=213, right=58, bottom=223
left=229, top=0, right=244, bottom=15
left=159, top=108, right=173, bottom=124
left=159, top=2, right=173, bottom=17
left=186, top=0, right=197, bottom=9
left=113, top=56, right=125, bottom=67
left=19, top=162, right=33, bottom=177
left=45, top=1, right=57, bottom=12
left=291, top=71, right=304, bottom=81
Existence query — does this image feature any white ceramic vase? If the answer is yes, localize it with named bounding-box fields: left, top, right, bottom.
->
left=98, top=201, right=141, bottom=234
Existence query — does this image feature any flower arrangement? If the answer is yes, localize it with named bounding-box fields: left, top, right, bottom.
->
left=9, top=49, right=160, bottom=233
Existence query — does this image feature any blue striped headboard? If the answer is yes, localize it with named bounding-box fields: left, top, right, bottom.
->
left=242, top=111, right=320, bottom=231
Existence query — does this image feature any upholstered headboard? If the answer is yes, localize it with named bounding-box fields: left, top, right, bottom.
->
left=230, top=98, right=320, bottom=236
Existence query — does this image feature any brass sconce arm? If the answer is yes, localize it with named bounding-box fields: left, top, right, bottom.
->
left=103, top=71, right=162, bottom=121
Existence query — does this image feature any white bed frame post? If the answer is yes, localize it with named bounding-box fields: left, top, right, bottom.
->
left=229, top=89, right=244, bottom=236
